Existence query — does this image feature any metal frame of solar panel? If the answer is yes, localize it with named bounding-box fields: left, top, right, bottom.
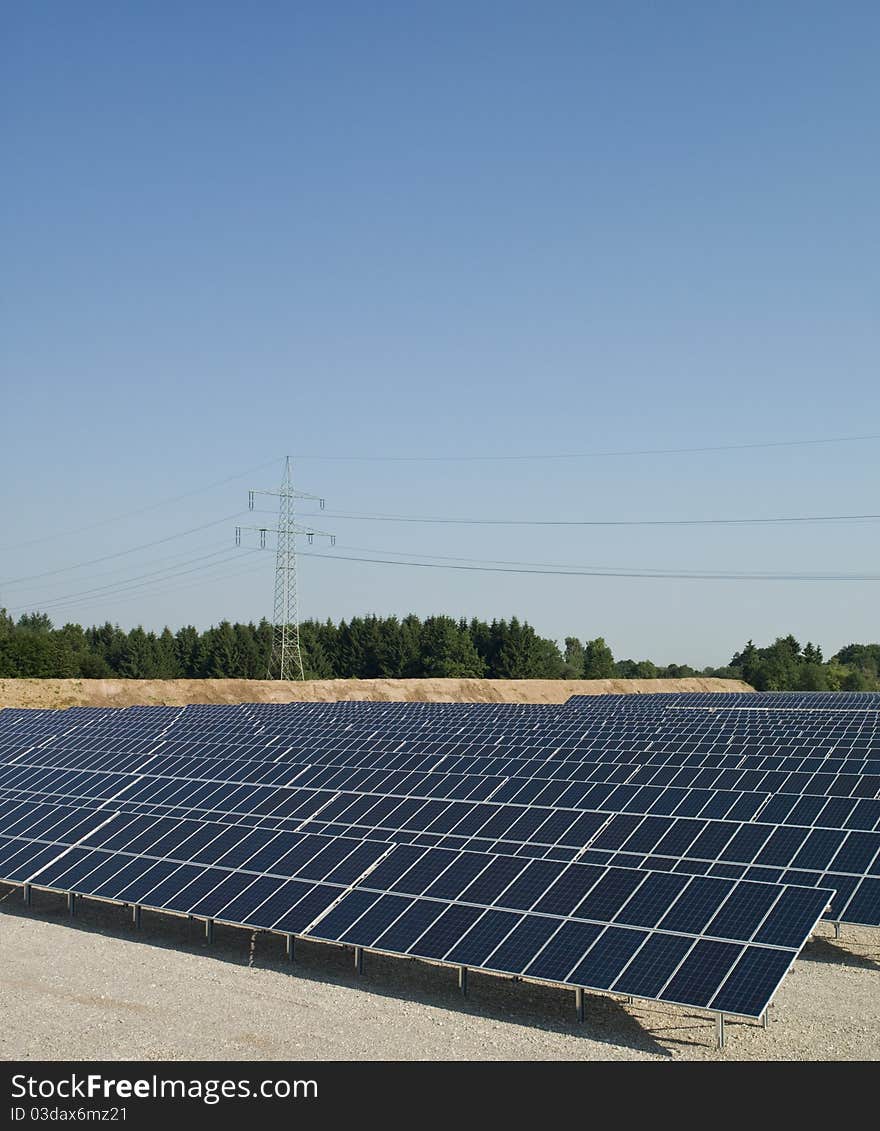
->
left=3, top=687, right=873, bottom=1049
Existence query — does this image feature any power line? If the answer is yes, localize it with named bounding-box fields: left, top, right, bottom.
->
left=297, top=508, right=880, bottom=529
left=296, top=431, right=880, bottom=463
left=7, top=539, right=235, bottom=597
left=51, top=557, right=273, bottom=618
left=322, top=542, right=874, bottom=578
left=1, top=512, right=246, bottom=589
left=0, top=458, right=280, bottom=553
left=7, top=548, right=260, bottom=615
left=12, top=556, right=273, bottom=622
left=300, top=548, right=880, bottom=582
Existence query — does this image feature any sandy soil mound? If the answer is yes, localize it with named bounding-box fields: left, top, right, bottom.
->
left=0, top=676, right=752, bottom=709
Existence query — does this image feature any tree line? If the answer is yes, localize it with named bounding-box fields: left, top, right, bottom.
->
left=0, top=609, right=877, bottom=690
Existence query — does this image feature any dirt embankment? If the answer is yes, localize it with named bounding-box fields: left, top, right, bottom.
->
left=0, top=677, right=752, bottom=710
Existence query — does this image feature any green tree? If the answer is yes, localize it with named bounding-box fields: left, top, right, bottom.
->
left=563, top=637, right=585, bottom=679
left=203, top=621, right=241, bottom=678
left=175, top=625, right=203, bottom=677
left=420, top=616, right=485, bottom=677
left=583, top=637, right=615, bottom=679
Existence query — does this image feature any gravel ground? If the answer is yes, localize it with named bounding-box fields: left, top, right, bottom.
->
left=1, top=887, right=877, bottom=1061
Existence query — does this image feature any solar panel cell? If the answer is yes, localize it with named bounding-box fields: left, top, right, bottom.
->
left=661, top=939, right=744, bottom=1007
left=611, top=932, right=693, bottom=998
left=568, top=925, right=645, bottom=986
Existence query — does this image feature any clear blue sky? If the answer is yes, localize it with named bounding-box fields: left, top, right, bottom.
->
left=2, top=1, right=878, bottom=667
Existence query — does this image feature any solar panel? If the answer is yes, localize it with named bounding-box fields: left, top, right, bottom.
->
left=0, top=794, right=831, bottom=1019
left=1, top=693, right=877, bottom=1040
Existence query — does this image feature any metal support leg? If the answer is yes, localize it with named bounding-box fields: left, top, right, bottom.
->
left=834, top=922, right=841, bottom=940
left=23, top=883, right=31, bottom=907
left=354, top=947, right=364, bottom=975
left=205, top=919, right=214, bottom=944
left=716, top=1013, right=725, bottom=1050
left=626, top=996, right=634, bottom=1005
left=575, top=987, right=585, bottom=1023
left=459, top=966, right=468, bottom=996
left=286, top=935, right=295, bottom=962
left=68, top=892, right=76, bottom=917
left=132, top=905, right=141, bottom=929
left=762, top=1010, right=768, bottom=1030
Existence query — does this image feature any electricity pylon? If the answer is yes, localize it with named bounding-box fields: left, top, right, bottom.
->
left=236, top=456, right=334, bottom=680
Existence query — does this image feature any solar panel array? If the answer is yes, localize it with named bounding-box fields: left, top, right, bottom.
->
left=1, top=690, right=878, bottom=1024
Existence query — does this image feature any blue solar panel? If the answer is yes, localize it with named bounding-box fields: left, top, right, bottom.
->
left=0, top=694, right=871, bottom=1029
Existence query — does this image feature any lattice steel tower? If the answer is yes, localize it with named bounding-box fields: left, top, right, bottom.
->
left=236, top=457, right=334, bottom=680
